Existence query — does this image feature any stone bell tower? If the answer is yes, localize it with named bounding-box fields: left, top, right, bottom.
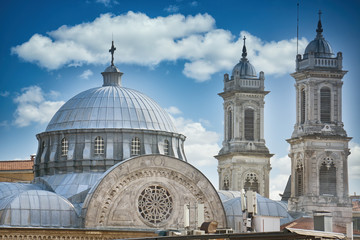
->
left=215, top=37, right=272, bottom=197
left=287, top=12, right=352, bottom=226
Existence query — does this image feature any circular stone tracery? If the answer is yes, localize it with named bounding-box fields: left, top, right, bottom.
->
left=138, top=185, right=173, bottom=225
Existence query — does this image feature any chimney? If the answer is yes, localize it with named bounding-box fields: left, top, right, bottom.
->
left=313, top=211, right=333, bottom=232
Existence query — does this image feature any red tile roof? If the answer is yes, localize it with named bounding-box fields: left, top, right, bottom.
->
left=0, top=160, right=33, bottom=171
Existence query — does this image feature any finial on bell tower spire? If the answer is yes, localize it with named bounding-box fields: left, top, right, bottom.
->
left=241, top=36, right=247, bottom=60
left=316, top=10, right=323, bottom=35
left=109, top=40, right=116, bottom=66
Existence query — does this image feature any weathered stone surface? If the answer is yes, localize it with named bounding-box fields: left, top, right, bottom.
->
left=83, top=154, right=227, bottom=229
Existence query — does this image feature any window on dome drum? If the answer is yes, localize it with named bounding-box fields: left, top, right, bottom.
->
left=227, top=109, right=233, bottom=140
left=295, top=164, right=304, bottom=197
left=244, top=173, right=259, bottom=193
left=319, top=159, right=337, bottom=196
left=320, top=87, right=331, bottom=123
left=301, top=88, right=306, bottom=124
left=164, top=140, right=169, bottom=155
left=61, top=138, right=68, bottom=156
left=94, top=136, right=104, bottom=155
left=244, top=108, right=254, bottom=141
left=131, top=137, right=140, bottom=156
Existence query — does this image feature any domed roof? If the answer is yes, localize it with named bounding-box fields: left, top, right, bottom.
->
left=303, top=15, right=334, bottom=59
left=46, top=85, right=176, bottom=132
left=232, top=36, right=257, bottom=78
left=0, top=190, right=79, bottom=227
left=232, top=60, right=257, bottom=78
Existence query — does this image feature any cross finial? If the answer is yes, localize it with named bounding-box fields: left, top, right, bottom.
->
left=241, top=36, right=247, bottom=60
left=316, top=10, right=323, bottom=34
left=109, top=40, right=116, bottom=66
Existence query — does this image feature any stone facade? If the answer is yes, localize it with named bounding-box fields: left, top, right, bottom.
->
left=287, top=17, right=352, bottom=226
left=35, top=128, right=185, bottom=176
left=83, top=154, right=227, bottom=229
left=215, top=39, right=272, bottom=197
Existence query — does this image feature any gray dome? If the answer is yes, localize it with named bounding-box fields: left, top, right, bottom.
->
left=46, top=86, right=176, bottom=132
left=0, top=190, right=79, bottom=227
left=303, top=19, right=334, bottom=59
left=232, top=60, right=257, bottom=78
left=304, top=37, right=333, bottom=58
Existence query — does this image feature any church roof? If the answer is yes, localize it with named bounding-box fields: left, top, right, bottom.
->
left=45, top=86, right=176, bottom=132
left=45, top=41, right=176, bottom=133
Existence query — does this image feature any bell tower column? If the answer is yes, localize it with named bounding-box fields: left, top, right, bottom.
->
left=215, top=37, right=273, bottom=197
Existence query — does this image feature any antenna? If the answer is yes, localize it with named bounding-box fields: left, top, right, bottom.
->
left=297, top=0, right=299, bottom=55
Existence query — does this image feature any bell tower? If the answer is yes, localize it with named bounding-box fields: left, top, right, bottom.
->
left=215, top=37, right=272, bottom=197
left=287, top=12, right=352, bottom=226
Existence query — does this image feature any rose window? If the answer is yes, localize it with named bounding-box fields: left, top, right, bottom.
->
left=138, top=185, right=173, bottom=224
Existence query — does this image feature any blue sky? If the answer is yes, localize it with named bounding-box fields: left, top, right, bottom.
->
left=0, top=0, right=359, bottom=200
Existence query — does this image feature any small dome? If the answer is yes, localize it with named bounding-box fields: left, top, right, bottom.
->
left=303, top=17, right=334, bottom=59
left=0, top=190, right=79, bottom=227
left=46, top=86, right=176, bottom=132
left=231, top=36, right=257, bottom=79
left=304, top=37, right=333, bottom=58
left=232, top=60, right=257, bottom=78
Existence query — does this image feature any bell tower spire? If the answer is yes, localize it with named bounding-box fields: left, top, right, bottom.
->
left=215, top=38, right=272, bottom=197
left=288, top=12, right=351, bottom=227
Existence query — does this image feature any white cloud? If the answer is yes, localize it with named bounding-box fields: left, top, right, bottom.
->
left=170, top=113, right=220, bottom=168
left=80, top=69, right=94, bottom=79
left=0, top=91, right=9, bottom=97
left=165, top=106, right=182, bottom=115
left=269, top=154, right=291, bottom=200
left=13, top=86, right=65, bottom=127
left=164, top=5, right=179, bottom=13
left=11, top=12, right=307, bottom=81
left=349, top=142, right=360, bottom=195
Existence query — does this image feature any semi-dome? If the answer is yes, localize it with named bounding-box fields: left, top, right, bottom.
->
left=303, top=16, right=334, bottom=59
left=46, top=86, right=176, bottom=133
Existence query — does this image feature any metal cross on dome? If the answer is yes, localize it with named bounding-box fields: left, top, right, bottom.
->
left=109, top=41, right=116, bottom=66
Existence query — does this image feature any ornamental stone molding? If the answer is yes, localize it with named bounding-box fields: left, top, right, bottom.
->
left=82, top=154, right=226, bottom=229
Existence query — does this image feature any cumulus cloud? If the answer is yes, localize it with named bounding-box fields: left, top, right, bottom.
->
left=165, top=106, right=182, bottom=115
left=349, top=142, right=360, bottom=195
left=169, top=112, right=220, bottom=167
left=13, top=86, right=65, bottom=127
left=80, top=69, right=94, bottom=79
left=11, top=12, right=307, bottom=81
left=269, top=154, right=291, bottom=200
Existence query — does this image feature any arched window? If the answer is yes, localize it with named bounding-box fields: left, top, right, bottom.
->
left=244, top=108, right=254, bottom=140
left=131, top=137, right=140, bottom=156
left=301, top=88, right=306, bottom=124
left=319, top=158, right=336, bottom=196
left=295, top=162, right=304, bottom=197
left=244, top=173, right=259, bottom=193
left=94, top=136, right=104, bottom=155
left=164, top=140, right=169, bottom=155
left=227, top=109, right=233, bottom=140
left=320, top=87, right=331, bottom=123
left=61, top=138, right=68, bottom=156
